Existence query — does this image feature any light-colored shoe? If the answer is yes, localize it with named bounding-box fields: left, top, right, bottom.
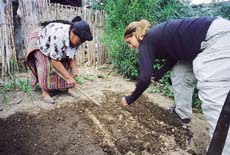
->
left=42, top=95, right=55, bottom=104
left=68, top=89, right=80, bottom=99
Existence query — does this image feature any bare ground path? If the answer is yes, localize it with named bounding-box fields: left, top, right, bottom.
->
left=0, top=66, right=209, bottom=155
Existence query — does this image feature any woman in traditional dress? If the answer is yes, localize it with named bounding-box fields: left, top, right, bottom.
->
left=25, top=16, right=93, bottom=103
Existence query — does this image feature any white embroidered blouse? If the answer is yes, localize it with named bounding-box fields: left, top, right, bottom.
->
left=37, top=23, right=77, bottom=60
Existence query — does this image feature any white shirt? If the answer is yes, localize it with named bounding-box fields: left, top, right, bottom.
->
left=37, top=23, right=77, bottom=60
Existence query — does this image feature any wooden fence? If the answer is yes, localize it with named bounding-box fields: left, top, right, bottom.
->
left=46, top=3, right=107, bottom=66
left=0, top=0, right=107, bottom=78
left=0, top=0, right=17, bottom=78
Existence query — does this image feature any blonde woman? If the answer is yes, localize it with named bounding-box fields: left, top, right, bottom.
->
left=122, top=16, right=230, bottom=154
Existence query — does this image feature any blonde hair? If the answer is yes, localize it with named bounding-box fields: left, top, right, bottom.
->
left=124, top=19, right=151, bottom=41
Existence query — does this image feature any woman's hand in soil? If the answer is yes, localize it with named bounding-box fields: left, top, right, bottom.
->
left=121, top=97, right=128, bottom=106
left=66, top=76, right=76, bottom=88
left=151, top=76, right=157, bottom=85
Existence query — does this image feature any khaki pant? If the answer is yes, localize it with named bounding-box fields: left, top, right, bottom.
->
left=171, top=17, right=230, bottom=155
left=193, top=17, right=230, bottom=155
left=171, top=61, right=196, bottom=119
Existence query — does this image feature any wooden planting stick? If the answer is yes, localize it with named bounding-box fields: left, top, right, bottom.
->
left=54, top=68, right=101, bottom=107
left=76, top=87, right=101, bottom=107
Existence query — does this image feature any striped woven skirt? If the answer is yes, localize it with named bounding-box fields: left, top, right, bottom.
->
left=25, top=28, right=70, bottom=91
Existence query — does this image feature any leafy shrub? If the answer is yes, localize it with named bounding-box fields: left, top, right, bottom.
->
left=95, top=0, right=230, bottom=111
left=98, top=0, right=192, bottom=79
left=192, top=2, right=230, bottom=19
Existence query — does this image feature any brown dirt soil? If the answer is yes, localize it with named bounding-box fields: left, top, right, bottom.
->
left=0, top=66, right=209, bottom=155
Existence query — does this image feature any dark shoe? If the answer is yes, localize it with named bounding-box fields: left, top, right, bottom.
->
left=167, top=106, right=191, bottom=124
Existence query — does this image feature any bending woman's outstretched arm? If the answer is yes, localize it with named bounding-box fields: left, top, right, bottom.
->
left=52, top=59, right=76, bottom=87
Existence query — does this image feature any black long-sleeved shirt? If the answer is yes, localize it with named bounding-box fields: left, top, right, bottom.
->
left=126, top=16, right=216, bottom=105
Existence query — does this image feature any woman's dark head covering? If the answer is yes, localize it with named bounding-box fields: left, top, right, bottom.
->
left=40, top=16, right=93, bottom=43
left=70, top=16, right=93, bottom=43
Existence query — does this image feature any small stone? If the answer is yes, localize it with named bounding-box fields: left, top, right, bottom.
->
left=143, top=142, right=150, bottom=148
left=56, top=105, right=61, bottom=108
left=97, top=74, right=105, bottom=79
left=142, top=150, right=151, bottom=155
left=126, top=151, right=135, bottom=155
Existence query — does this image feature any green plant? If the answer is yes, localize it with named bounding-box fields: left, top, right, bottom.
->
left=192, top=86, right=202, bottom=113
left=4, top=81, right=12, bottom=91
left=17, top=78, right=32, bottom=95
left=115, top=43, right=139, bottom=79
left=2, top=92, right=7, bottom=106
left=83, top=75, right=94, bottom=81
left=75, top=76, right=85, bottom=84
left=34, top=83, right=41, bottom=91
left=147, top=71, right=173, bottom=97
left=98, top=0, right=195, bottom=106
left=99, top=0, right=193, bottom=81
left=192, top=2, right=230, bottom=19
left=9, top=59, right=17, bottom=90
